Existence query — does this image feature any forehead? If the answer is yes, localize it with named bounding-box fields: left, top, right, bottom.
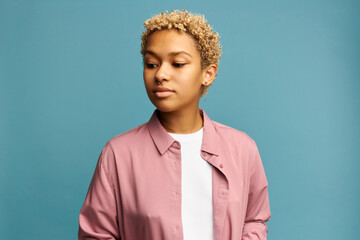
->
left=145, top=29, right=199, bottom=57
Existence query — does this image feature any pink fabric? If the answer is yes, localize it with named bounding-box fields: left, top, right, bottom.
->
left=78, top=108, right=271, bottom=240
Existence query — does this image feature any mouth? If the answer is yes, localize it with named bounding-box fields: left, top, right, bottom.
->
left=153, top=86, right=175, bottom=98
left=154, top=90, right=175, bottom=98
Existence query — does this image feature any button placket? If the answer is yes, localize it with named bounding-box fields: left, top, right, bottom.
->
left=166, top=141, right=183, bottom=239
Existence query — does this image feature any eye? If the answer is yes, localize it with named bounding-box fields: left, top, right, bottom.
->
left=145, top=63, right=158, bottom=69
left=173, top=63, right=185, bottom=68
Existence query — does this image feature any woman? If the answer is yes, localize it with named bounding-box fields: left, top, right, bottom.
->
left=78, top=9, right=271, bottom=240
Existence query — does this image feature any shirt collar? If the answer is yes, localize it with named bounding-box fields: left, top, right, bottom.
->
left=147, top=108, right=220, bottom=156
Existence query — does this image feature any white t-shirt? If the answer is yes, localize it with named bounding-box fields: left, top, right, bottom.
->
left=168, top=127, right=213, bottom=240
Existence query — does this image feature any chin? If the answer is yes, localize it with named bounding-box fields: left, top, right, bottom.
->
left=150, top=101, right=178, bottom=113
left=154, top=104, right=177, bottom=113
left=147, top=95, right=173, bottom=111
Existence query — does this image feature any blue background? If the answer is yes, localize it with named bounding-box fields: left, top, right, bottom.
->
left=1, top=0, right=359, bottom=239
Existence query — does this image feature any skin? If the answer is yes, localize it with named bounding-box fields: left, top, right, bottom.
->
left=143, top=29, right=218, bottom=134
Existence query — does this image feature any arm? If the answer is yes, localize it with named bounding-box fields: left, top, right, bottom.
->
left=242, top=140, right=271, bottom=240
left=78, top=142, right=120, bottom=240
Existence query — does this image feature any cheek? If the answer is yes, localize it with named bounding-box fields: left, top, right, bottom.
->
left=143, top=69, right=149, bottom=78
left=188, top=69, right=204, bottom=87
left=143, top=70, right=152, bottom=83
left=143, top=74, right=152, bottom=92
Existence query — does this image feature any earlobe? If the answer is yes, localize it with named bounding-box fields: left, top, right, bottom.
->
left=202, top=76, right=212, bottom=86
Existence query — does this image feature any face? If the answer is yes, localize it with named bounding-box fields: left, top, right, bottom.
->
left=143, top=29, right=207, bottom=113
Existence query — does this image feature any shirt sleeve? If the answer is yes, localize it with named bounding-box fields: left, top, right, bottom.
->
left=78, top=142, right=120, bottom=240
left=242, top=140, right=271, bottom=240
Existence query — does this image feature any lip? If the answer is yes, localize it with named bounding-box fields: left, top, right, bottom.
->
left=153, top=86, right=174, bottom=93
left=153, top=86, right=175, bottom=98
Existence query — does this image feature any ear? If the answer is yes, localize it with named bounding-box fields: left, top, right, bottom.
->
left=201, top=64, right=218, bottom=86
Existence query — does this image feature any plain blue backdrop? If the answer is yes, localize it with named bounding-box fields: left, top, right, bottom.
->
left=1, top=0, right=359, bottom=239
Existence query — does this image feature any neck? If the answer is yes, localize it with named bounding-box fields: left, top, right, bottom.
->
left=157, top=107, right=204, bottom=134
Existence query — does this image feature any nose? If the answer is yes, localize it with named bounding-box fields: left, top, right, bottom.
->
left=154, top=63, right=170, bottom=83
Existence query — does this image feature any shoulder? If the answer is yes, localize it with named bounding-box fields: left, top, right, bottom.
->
left=212, top=120, right=255, bottom=143
left=211, top=120, right=258, bottom=152
left=102, top=122, right=149, bottom=152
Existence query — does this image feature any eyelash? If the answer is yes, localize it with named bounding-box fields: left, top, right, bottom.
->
left=146, top=63, right=157, bottom=69
left=173, top=63, right=185, bottom=68
left=145, top=63, right=185, bottom=68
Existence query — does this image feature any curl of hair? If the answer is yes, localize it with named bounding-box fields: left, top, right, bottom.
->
left=140, top=9, right=223, bottom=97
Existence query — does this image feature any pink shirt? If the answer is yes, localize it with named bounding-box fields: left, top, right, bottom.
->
left=78, top=108, right=271, bottom=240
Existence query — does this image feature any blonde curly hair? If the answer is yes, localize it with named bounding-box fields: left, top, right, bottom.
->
left=140, top=9, right=223, bottom=97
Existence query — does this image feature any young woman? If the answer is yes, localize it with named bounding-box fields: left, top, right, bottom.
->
left=78, top=9, right=271, bottom=240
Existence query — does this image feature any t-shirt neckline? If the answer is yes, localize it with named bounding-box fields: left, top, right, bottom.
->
left=167, top=127, right=203, bottom=143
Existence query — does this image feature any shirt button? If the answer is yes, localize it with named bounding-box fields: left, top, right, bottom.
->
left=173, top=142, right=180, bottom=148
left=219, top=163, right=223, bottom=168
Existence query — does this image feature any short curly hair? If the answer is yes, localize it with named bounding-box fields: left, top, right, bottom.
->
left=140, top=9, right=223, bottom=97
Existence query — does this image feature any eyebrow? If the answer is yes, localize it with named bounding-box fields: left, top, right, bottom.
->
left=144, top=50, right=193, bottom=59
